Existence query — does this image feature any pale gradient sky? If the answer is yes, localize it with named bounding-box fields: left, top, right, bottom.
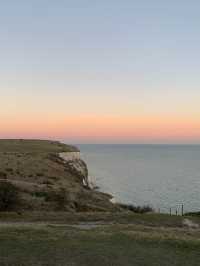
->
left=1, top=0, right=200, bottom=143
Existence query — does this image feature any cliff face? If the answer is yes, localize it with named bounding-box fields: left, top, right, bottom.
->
left=0, top=140, right=119, bottom=212
left=59, top=152, right=89, bottom=187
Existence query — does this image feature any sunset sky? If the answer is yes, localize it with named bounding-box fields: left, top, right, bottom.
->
left=1, top=1, right=200, bottom=143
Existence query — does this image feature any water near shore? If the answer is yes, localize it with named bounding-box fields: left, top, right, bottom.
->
left=78, top=144, right=200, bottom=213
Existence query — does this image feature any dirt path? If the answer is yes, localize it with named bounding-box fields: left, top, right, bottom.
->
left=0, top=221, right=110, bottom=230
left=0, top=218, right=199, bottom=231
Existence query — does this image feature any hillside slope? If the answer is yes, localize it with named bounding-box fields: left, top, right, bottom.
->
left=0, top=140, right=118, bottom=212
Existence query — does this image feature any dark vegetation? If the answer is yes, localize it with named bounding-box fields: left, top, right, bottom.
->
left=118, top=203, right=154, bottom=213
left=45, top=188, right=69, bottom=210
left=0, top=171, right=7, bottom=179
left=185, top=211, right=200, bottom=216
left=0, top=181, right=20, bottom=211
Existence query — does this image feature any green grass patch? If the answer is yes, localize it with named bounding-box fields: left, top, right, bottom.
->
left=0, top=224, right=199, bottom=266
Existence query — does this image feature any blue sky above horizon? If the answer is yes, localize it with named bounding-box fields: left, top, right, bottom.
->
left=1, top=0, right=200, bottom=143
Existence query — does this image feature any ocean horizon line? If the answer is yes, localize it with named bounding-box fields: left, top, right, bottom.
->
left=75, top=143, right=200, bottom=146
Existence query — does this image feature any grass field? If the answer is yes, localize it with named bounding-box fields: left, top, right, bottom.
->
left=0, top=211, right=188, bottom=227
left=0, top=212, right=199, bottom=265
left=0, top=219, right=200, bottom=266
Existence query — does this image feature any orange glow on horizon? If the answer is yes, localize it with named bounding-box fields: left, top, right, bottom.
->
left=0, top=114, right=200, bottom=143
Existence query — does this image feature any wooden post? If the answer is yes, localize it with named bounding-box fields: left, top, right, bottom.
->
left=176, top=209, right=178, bottom=216
left=181, top=204, right=184, bottom=216
left=170, top=208, right=172, bottom=216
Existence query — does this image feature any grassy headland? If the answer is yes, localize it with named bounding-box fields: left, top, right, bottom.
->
left=0, top=139, right=199, bottom=265
left=0, top=139, right=117, bottom=212
left=0, top=139, right=79, bottom=153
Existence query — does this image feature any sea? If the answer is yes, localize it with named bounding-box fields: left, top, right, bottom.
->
left=77, top=144, right=200, bottom=214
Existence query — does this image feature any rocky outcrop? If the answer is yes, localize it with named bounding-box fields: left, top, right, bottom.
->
left=59, top=152, right=81, bottom=161
left=59, top=152, right=89, bottom=188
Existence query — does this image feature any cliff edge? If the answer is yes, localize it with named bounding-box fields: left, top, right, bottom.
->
left=0, top=139, right=119, bottom=212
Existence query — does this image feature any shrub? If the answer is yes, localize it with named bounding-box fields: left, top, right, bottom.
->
left=0, top=181, right=20, bottom=211
left=36, top=173, right=44, bottom=177
left=45, top=188, right=69, bottom=210
left=5, top=168, right=13, bottom=173
left=16, top=170, right=21, bottom=175
left=42, top=180, right=54, bottom=185
left=0, top=172, right=7, bottom=179
left=33, top=191, right=48, bottom=198
left=184, top=211, right=200, bottom=216
left=118, top=203, right=153, bottom=214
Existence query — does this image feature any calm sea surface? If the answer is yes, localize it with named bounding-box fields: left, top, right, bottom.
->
left=78, top=144, right=200, bottom=213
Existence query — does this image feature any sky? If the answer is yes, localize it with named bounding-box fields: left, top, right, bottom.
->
left=1, top=0, right=200, bottom=143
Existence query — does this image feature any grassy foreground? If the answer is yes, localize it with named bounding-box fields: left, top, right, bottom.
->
left=0, top=220, right=200, bottom=266
left=0, top=213, right=200, bottom=266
